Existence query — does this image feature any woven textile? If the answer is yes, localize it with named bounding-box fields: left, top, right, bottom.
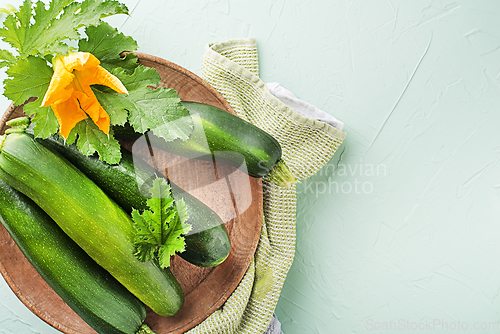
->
left=186, top=38, right=346, bottom=334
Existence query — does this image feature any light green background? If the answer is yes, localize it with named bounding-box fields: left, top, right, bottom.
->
left=1, top=1, right=500, bottom=333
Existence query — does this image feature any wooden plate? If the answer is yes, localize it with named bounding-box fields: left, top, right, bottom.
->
left=0, top=53, right=263, bottom=334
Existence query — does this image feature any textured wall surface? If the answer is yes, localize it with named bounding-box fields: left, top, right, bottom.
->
left=1, top=1, right=500, bottom=333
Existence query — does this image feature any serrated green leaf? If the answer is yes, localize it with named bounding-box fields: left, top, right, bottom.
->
left=93, top=65, right=194, bottom=141
left=158, top=241, right=180, bottom=268
left=131, top=209, right=157, bottom=245
left=0, top=0, right=34, bottom=52
left=96, top=65, right=193, bottom=141
left=175, top=199, right=191, bottom=233
left=79, top=21, right=138, bottom=74
left=0, top=4, right=18, bottom=15
left=3, top=55, right=58, bottom=137
left=132, top=209, right=158, bottom=262
left=92, top=86, right=128, bottom=126
left=157, top=198, right=190, bottom=268
left=147, top=179, right=173, bottom=205
left=39, top=0, right=128, bottom=56
left=129, top=87, right=194, bottom=142
left=0, top=0, right=128, bottom=58
left=3, top=55, right=52, bottom=106
left=41, top=40, right=72, bottom=56
left=101, top=51, right=139, bottom=75
left=31, top=106, right=59, bottom=138
left=0, top=49, right=16, bottom=68
left=132, top=178, right=191, bottom=268
left=66, top=118, right=121, bottom=164
left=0, top=0, right=73, bottom=56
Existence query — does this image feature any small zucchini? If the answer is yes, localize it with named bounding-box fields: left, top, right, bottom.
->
left=0, top=132, right=183, bottom=317
left=31, top=129, right=231, bottom=268
left=113, top=101, right=296, bottom=186
left=0, top=178, right=153, bottom=334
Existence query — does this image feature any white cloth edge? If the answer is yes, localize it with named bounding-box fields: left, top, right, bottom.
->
left=204, top=40, right=347, bottom=142
left=266, top=82, right=344, bottom=131
left=264, top=313, right=284, bottom=334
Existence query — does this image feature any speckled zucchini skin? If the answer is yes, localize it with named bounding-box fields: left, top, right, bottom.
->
left=0, top=132, right=183, bottom=317
left=113, top=101, right=282, bottom=178
left=35, top=132, right=231, bottom=268
left=0, top=179, right=147, bottom=334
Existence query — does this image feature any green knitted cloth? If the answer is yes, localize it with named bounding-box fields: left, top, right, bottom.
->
left=186, top=38, right=346, bottom=334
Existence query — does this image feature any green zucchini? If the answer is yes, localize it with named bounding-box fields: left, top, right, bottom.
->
left=0, top=179, right=154, bottom=334
left=29, top=128, right=231, bottom=268
left=113, top=101, right=294, bottom=184
left=0, top=132, right=183, bottom=317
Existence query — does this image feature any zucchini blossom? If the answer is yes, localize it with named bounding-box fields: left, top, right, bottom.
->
left=41, top=52, right=128, bottom=138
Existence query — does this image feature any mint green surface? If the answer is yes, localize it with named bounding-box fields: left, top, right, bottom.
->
left=2, top=1, right=500, bottom=333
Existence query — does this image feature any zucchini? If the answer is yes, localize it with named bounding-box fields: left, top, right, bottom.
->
left=0, top=179, right=154, bottom=334
left=0, top=132, right=183, bottom=317
left=113, top=101, right=295, bottom=185
left=29, top=128, right=231, bottom=268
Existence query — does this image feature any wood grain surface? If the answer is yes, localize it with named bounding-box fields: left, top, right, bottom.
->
left=0, top=53, right=263, bottom=334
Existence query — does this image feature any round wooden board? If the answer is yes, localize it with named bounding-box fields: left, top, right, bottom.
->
left=0, top=53, right=263, bottom=334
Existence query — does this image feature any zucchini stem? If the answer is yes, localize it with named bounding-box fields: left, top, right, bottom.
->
left=136, top=323, right=158, bottom=334
left=5, top=116, right=31, bottom=134
left=266, top=159, right=298, bottom=187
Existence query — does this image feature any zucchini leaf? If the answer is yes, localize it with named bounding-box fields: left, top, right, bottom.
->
left=31, top=106, right=59, bottom=138
left=132, top=178, right=191, bottom=269
left=78, top=21, right=139, bottom=74
left=81, top=21, right=194, bottom=142
left=66, top=118, right=122, bottom=164
left=3, top=55, right=61, bottom=138
left=0, top=50, right=16, bottom=69
left=3, top=56, right=52, bottom=110
left=94, top=65, right=194, bottom=141
left=0, top=0, right=128, bottom=59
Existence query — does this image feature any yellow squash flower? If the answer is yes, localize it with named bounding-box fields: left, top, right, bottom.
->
left=41, top=52, right=128, bottom=138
